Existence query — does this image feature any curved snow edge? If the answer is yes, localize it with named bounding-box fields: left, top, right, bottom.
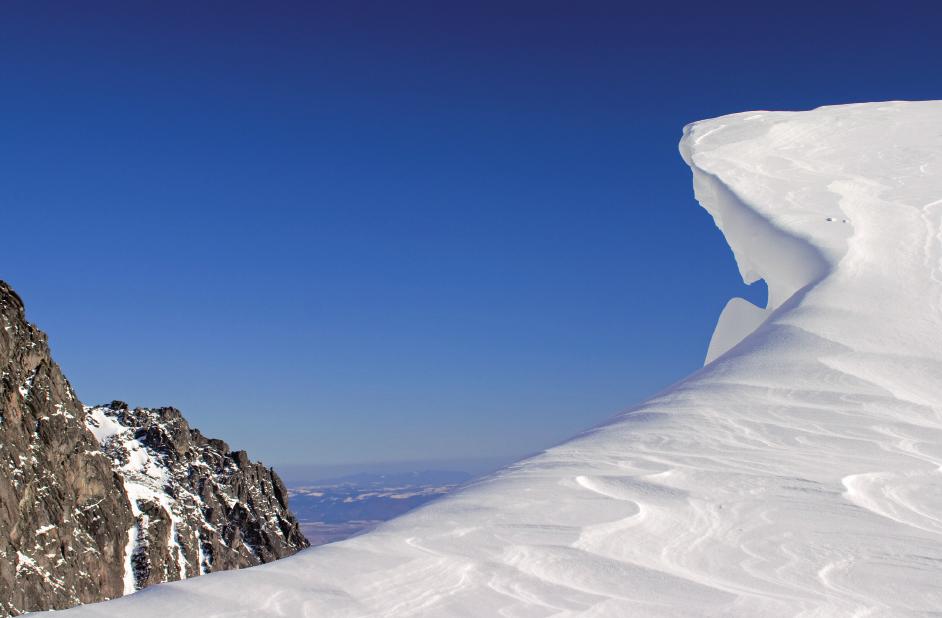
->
left=679, top=122, right=832, bottom=364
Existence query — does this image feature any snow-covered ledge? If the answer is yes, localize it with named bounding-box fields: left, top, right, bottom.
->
left=680, top=111, right=851, bottom=363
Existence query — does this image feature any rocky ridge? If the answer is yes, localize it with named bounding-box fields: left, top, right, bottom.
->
left=0, top=281, right=307, bottom=616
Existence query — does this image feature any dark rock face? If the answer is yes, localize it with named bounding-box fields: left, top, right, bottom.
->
left=85, top=402, right=308, bottom=590
left=0, top=281, right=307, bottom=616
left=0, top=283, right=133, bottom=615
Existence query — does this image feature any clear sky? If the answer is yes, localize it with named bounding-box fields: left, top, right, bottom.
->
left=2, top=2, right=940, bottom=472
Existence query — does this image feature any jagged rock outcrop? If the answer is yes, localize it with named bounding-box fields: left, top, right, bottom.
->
left=0, top=281, right=307, bottom=616
left=85, top=402, right=308, bottom=589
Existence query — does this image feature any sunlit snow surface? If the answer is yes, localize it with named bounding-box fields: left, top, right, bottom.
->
left=53, top=101, right=942, bottom=616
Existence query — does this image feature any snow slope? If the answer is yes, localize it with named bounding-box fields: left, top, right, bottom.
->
left=51, top=101, right=942, bottom=617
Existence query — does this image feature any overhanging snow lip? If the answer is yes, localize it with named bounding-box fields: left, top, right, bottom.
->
left=680, top=120, right=837, bottom=365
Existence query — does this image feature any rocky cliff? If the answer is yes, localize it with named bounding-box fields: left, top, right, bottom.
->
left=0, top=281, right=307, bottom=616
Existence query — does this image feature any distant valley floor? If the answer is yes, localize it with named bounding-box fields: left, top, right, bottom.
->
left=287, top=470, right=471, bottom=546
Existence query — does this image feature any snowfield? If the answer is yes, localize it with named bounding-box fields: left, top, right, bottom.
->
left=51, top=101, right=942, bottom=616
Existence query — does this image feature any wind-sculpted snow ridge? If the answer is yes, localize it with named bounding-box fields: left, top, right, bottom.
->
left=53, top=101, right=942, bottom=617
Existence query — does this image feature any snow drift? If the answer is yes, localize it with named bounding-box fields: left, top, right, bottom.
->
left=51, top=101, right=942, bottom=616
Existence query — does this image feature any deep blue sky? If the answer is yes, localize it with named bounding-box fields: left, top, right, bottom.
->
left=2, top=2, right=940, bottom=472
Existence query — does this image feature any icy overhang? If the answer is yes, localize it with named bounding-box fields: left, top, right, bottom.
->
left=680, top=109, right=858, bottom=363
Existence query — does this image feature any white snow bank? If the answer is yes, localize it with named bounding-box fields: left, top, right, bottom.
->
left=50, top=101, right=942, bottom=617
